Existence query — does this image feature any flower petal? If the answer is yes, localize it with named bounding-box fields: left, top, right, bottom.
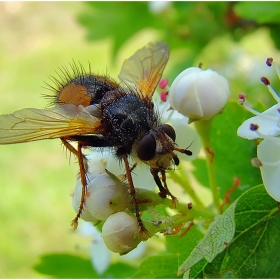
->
left=168, top=117, right=201, bottom=161
left=106, top=156, right=155, bottom=190
left=237, top=104, right=280, bottom=139
left=90, top=237, right=111, bottom=275
left=257, top=139, right=280, bottom=201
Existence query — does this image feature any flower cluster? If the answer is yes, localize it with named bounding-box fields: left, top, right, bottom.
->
left=238, top=57, right=280, bottom=201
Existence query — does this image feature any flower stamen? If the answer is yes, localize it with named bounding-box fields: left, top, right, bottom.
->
left=251, top=157, right=262, bottom=167
left=266, top=57, right=280, bottom=79
left=261, top=76, right=280, bottom=103
left=159, top=78, right=169, bottom=90
left=160, top=90, right=169, bottom=102
left=239, top=93, right=279, bottom=122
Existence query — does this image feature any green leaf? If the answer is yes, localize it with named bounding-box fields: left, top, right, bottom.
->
left=77, top=2, right=159, bottom=57
left=101, top=262, right=137, bottom=278
left=33, top=253, right=97, bottom=278
left=34, top=253, right=137, bottom=279
left=183, top=259, right=207, bottom=279
left=211, top=101, right=262, bottom=200
left=132, top=255, right=182, bottom=279
left=165, top=226, right=204, bottom=259
left=235, top=2, right=280, bottom=24
left=188, top=185, right=280, bottom=278
left=178, top=200, right=236, bottom=276
left=132, top=226, right=203, bottom=278
left=192, top=101, right=262, bottom=200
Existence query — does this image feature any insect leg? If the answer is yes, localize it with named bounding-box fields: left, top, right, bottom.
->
left=61, top=137, right=88, bottom=171
left=121, top=154, right=150, bottom=237
left=160, top=170, right=178, bottom=205
left=150, top=168, right=178, bottom=205
left=150, top=168, right=168, bottom=198
left=70, top=142, right=88, bottom=229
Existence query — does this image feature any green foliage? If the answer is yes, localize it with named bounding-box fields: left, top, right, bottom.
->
left=34, top=253, right=137, bottom=278
left=211, top=102, right=263, bottom=199
left=132, top=227, right=204, bottom=278
left=235, top=2, right=280, bottom=24
left=78, top=2, right=280, bottom=67
left=188, top=185, right=280, bottom=278
left=178, top=200, right=236, bottom=276
left=192, top=101, right=262, bottom=201
left=33, top=254, right=97, bottom=278
left=78, top=2, right=159, bottom=57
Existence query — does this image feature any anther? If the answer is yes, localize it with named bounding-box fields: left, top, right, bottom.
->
left=238, top=93, right=246, bottom=105
left=266, top=57, right=273, bottom=67
left=159, top=78, right=169, bottom=89
left=251, top=157, right=263, bottom=167
left=261, top=77, right=270, bottom=86
left=250, top=123, right=259, bottom=131
left=160, top=90, right=169, bottom=102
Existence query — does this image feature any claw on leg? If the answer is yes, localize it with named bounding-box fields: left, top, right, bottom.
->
left=151, top=168, right=178, bottom=206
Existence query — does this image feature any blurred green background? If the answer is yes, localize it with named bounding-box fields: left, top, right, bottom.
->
left=0, top=1, right=280, bottom=278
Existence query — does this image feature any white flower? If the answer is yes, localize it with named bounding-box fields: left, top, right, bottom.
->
left=237, top=103, right=280, bottom=140
left=168, top=67, right=230, bottom=121
left=257, top=139, right=280, bottom=201
left=77, top=222, right=111, bottom=275
left=148, top=1, right=171, bottom=14
left=237, top=57, right=280, bottom=201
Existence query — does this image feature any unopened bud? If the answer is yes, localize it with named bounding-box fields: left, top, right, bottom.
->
left=72, top=173, right=132, bottom=221
left=169, top=67, right=230, bottom=120
left=102, top=211, right=141, bottom=254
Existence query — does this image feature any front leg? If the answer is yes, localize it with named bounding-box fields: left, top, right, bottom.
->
left=150, top=168, right=178, bottom=205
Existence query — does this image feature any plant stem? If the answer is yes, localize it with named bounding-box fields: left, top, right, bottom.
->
left=170, top=169, right=205, bottom=209
left=194, top=120, right=221, bottom=213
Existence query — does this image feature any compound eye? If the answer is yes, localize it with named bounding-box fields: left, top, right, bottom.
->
left=161, top=124, right=176, bottom=141
left=137, top=134, right=156, bottom=161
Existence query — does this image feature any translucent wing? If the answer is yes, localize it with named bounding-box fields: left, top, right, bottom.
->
left=0, top=104, right=103, bottom=144
left=118, top=41, right=170, bottom=99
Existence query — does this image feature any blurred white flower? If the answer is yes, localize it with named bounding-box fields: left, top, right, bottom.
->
left=237, top=57, right=280, bottom=201
left=168, top=67, right=230, bottom=121
left=148, top=1, right=171, bottom=14
left=78, top=221, right=110, bottom=275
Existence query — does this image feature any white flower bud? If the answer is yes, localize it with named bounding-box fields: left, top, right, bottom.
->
left=72, top=173, right=132, bottom=222
left=169, top=67, right=230, bottom=120
left=102, top=211, right=140, bottom=254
